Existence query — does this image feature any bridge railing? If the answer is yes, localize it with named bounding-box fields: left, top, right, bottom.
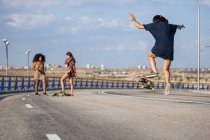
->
left=0, top=76, right=209, bottom=93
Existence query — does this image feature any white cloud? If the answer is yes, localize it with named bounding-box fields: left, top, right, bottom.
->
left=201, top=0, right=210, bottom=6
left=63, top=0, right=135, bottom=7
left=97, top=19, right=123, bottom=28
left=64, top=16, right=73, bottom=22
left=1, top=0, right=136, bottom=8
left=130, top=41, right=148, bottom=51
left=5, top=13, right=56, bottom=29
left=2, top=0, right=57, bottom=8
left=80, top=16, right=91, bottom=25
left=58, top=16, right=124, bottom=34
left=103, top=41, right=148, bottom=52
left=104, top=43, right=127, bottom=51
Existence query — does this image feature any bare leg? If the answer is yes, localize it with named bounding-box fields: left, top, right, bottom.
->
left=35, top=80, right=39, bottom=95
left=69, top=78, right=74, bottom=96
left=148, top=52, right=158, bottom=73
left=163, top=59, right=171, bottom=84
left=60, top=74, right=69, bottom=93
left=42, top=78, right=46, bottom=94
left=163, top=59, right=171, bottom=95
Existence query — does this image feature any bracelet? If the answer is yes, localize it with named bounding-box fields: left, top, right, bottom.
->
left=131, top=19, right=136, bottom=22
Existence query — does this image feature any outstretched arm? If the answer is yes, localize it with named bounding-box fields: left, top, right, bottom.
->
left=128, top=13, right=144, bottom=29
left=177, top=24, right=185, bottom=30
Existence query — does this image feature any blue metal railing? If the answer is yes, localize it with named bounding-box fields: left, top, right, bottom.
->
left=0, top=76, right=209, bottom=93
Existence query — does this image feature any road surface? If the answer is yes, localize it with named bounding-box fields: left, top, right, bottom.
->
left=0, top=89, right=210, bottom=140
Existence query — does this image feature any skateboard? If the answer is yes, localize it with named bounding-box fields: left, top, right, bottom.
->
left=52, top=92, right=71, bottom=97
left=136, top=77, right=155, bottom=91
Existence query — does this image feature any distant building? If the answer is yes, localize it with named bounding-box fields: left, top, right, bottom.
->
left=101, top=64, right=104, bottom=70
left=86, top=64, right=90, bottom=69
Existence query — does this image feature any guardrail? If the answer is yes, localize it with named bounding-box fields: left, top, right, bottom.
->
left=0, top=76, right=209, bottom=93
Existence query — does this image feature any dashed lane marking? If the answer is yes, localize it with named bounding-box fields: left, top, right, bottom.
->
left=46, top=134, right=61, bottom=140
left=25, top=104, right=33, bottom=109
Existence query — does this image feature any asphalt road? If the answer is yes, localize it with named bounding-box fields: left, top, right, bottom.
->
left=0, top=89, right=210, bottom=140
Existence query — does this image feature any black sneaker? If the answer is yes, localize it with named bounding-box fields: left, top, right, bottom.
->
left=43, top=92, right=48, bottom=96
left=52, top=93, right=59, bottom=97
left=65, top=93, right=71, bottom=96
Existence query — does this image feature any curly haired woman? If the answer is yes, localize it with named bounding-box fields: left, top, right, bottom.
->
left=32, top=53, right=47, bottom=96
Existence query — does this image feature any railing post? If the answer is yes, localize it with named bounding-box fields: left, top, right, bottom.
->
left=33, top=80, right=36, bottom=90
left=121, top=82, right=124, bottom=89
left=100, top=81, right=104, bottom=89
left=111, top=81, right=114, bottom=89
left=46, top=77, right=49, bottom=90
left=162, top=83, right=165, bottom=89
left=27, top=77, right=31, bottom=91
left=14, top=77, right=18, bottom=91
left=21, top=77, right=25, bottom=91
left=64, top=79, right=66, bottom=88
left=39, top=80, right=43, bottom=90
left=85, top=79, right=88, bottom=89
left=80, top=79, right=83, bottom=89
left=126, top=82, right=129, bottom=89
left=182, top=84, right=185, bottom=90
left=156, top=83, right=159, bottom=89
left=90, top=80, right=93, bottom=89
left=106, top=81, right=109, bottom=89
left=74, top=79, right=78, bottom=89
left=116, top=81, right=119, bottom=89
left=7, top=76, right=11, bottom=91
left=95, top=80, right=98, bottom=89
left=0, top=76, right=4, bottom=92
left=57, top=78, right=60, bottom=89
left=136, top=83, right=139, bottom=89
left=132, top=82, right=134, bottom=89
left=52, top=78, right=55, bottom=89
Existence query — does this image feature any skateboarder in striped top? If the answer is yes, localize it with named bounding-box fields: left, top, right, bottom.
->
left=128, top=13, right=185, bottom=95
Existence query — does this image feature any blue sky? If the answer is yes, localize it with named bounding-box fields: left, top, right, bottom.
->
left=0, top=0, right=210, bottom=68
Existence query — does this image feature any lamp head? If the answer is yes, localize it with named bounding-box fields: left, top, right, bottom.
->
left=5, top=41, right=9, bottom=46
left=2, top=38, right=7, bottom=43
left=26, top=50, right=31, bottom=54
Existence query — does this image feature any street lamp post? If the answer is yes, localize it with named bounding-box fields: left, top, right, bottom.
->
left=196, top=0, right=200, bottom=90
left=26, top=50, right=31, bottom=77
left=2, top=39, right=10, bottom=76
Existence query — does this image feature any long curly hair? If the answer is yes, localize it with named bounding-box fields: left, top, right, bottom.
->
left=32, top=53, right=46, bottom=62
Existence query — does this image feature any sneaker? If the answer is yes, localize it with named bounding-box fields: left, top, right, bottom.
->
left=165, top=83, right=171, bottom=95
left=52, top=93, right=59, bottom=97
left=145, top=73, right=158, bottom=78
left=43, top=92, right=48, bottom=96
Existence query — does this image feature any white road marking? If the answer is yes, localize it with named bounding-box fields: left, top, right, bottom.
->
left=22, top=98, right=26, bottom=100
left=25, top=104, right=33, bottom=109
left=46, top=134, right=61, bottom=140
left=109, top=94, right=210, bottom=106
left=2, top=98, right=8, bottom=102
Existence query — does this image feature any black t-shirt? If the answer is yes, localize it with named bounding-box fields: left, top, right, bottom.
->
left=144, top=22, right=177, bottom=61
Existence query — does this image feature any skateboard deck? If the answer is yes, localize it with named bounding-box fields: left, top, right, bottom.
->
left=52, top=92, right=71, bottom=97
left=137, top=77, right=155, bottom=91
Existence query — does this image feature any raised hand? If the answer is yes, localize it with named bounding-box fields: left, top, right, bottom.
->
left=177, top=24, right=185, bottom=30
left=128, top=13, right=136, bottom=21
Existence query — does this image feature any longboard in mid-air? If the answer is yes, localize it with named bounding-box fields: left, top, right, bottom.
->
left=136, top=74, right=158, bottom=91
left=137, top=77, right=155, bottom=91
